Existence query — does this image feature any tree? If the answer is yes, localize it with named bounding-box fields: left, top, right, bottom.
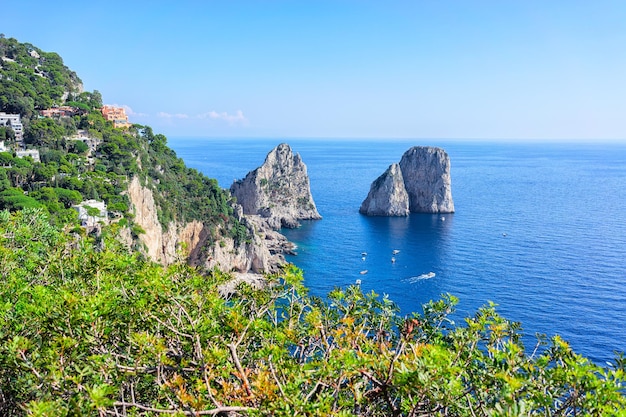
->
left=0, top=126, right=15, bottom=142
left=54, top=187, right=82, bottom=208
left=70, top=140, right=89, bottom=155
left=6, top=157, right=33, bottom=188
left=24, top=118, right=64, bottom=148
left=0, top=152, right=13, bottom=167
left=58, top=117, right=77, bottom=137
left=32, top=162, right=58, bottom=183
left=0, top=188, right=41, bottom=210
left=71, top=90, right=102, bottom=110
left=0, top=168, right=10, bottom=189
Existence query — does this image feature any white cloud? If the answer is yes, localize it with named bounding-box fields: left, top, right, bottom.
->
left=197, top=110, right=248, bottom=125
left=157, top=112, right=190, bottom=119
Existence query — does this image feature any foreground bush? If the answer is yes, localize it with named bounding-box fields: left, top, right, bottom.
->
left=0, top=209, right=624, bottom=416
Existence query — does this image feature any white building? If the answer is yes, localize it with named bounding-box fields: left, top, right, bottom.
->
left=68, top=132, right=100, bottom=155
left=16, top=149, right=40, bottom=163
left=0, top=112, right=24, bottom=142
left=73, top=200, right=108, bottom=228
left=0, top=141, right=6, bottom=152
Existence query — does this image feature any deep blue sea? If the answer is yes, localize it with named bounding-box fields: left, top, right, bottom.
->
left=169, top=138, right=626, bottom=364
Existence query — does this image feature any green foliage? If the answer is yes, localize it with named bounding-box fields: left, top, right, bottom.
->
left=0, top=152, right=13, bottom=166
left=69, top=139, right=88, bottom=154
left=68, top=90, right=102, bottom=110
left=0, top=126, right=16, bottom=141
left=0, top=188, right=42, bottom=210
left=53, top=187, right=82, bottom=207
left=0, top=168, right=10, bottom=189
left=0, top=37, right=81, bottom=114
left=25, top=118, right=65, bottom=148
left=0, top=210, right=624, bottom=416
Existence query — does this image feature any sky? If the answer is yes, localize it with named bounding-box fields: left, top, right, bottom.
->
left=4, top=1, right=626, bottom=140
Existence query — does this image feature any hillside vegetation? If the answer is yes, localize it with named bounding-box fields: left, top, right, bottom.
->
left=0, top=37, right=625, bottom=416
left=0, top=36, right=247, bottom=244
left=0, top=36, right=82, bottom=116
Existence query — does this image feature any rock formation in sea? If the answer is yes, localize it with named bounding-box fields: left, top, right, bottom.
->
left=358, top=163, right=409, bottom=216
left=360, top=146, right=454, bottom=216
left=230, top=143, right=322, bottom=229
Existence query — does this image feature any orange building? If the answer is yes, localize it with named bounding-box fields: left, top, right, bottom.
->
left=101, top=105, right=132, bottom=129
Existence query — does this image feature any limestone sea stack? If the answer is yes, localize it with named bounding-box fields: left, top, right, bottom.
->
left=358, top=163, right=409, bottom=216
left=360, top=146, right=454, bottom=216
left=230, top=143, right=322, bottom=229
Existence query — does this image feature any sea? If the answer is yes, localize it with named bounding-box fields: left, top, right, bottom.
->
left=169, top=137, right=626, bottom=365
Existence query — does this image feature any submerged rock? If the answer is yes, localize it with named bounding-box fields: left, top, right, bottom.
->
left=360, top=146, right=454, bottom=216
left=230, top=143, right=321, bottom=229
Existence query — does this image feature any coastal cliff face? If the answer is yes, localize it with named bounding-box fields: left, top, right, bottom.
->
left=230, top=143, right=321, bottom=229
left=360, top=146, right=454, bottom=216
left=126, top=177, right=286, bottom=273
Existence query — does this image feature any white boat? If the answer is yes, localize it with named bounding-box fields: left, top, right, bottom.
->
left=392, top=249, right=400, bottom=255
left=360, top=270, right=368, bottom=275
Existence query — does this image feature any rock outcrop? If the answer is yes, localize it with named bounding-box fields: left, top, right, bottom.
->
left=358, top=163, right=409, bottom=216
left=125, top=177, right=287, bottom=274
left=124, top=143, right=320, bottom=276
left=360, top=146, right=454, bottom=216
left=230, top=143, right=321, bottom=229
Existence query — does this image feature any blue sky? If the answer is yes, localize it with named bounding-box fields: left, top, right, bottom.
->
left=4, top=1, right=626, bottom=140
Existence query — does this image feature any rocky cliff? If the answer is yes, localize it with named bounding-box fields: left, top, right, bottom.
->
left=230, top=143, right=321, bottom=229
left=126, top=177, right=288, bottom=274
left=360, top=146, right=454, bottom=216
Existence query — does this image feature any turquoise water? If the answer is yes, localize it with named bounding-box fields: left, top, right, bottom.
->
left=169, top=138, right=626, bottom=364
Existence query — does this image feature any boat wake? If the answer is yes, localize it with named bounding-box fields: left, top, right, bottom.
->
left=407, top=272, right=436, bottom=283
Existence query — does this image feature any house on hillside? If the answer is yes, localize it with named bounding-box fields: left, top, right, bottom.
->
left=73, top=200, right=108, bottom=228
left=0, top=141, right=6, bottom=152
left=67, top=131, right=100, bottom=156
left=101, top=105, right=132, bottom=129
left=41, top=106, right=80, bottom=118
left=16, top=149, right=40, bottom=163
left=0, top=112, right=23, bottom=142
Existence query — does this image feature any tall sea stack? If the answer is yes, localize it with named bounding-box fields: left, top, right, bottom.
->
left=360, top=146, right=454, bottom=216
left=230, top=143, right=321, bottom=229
